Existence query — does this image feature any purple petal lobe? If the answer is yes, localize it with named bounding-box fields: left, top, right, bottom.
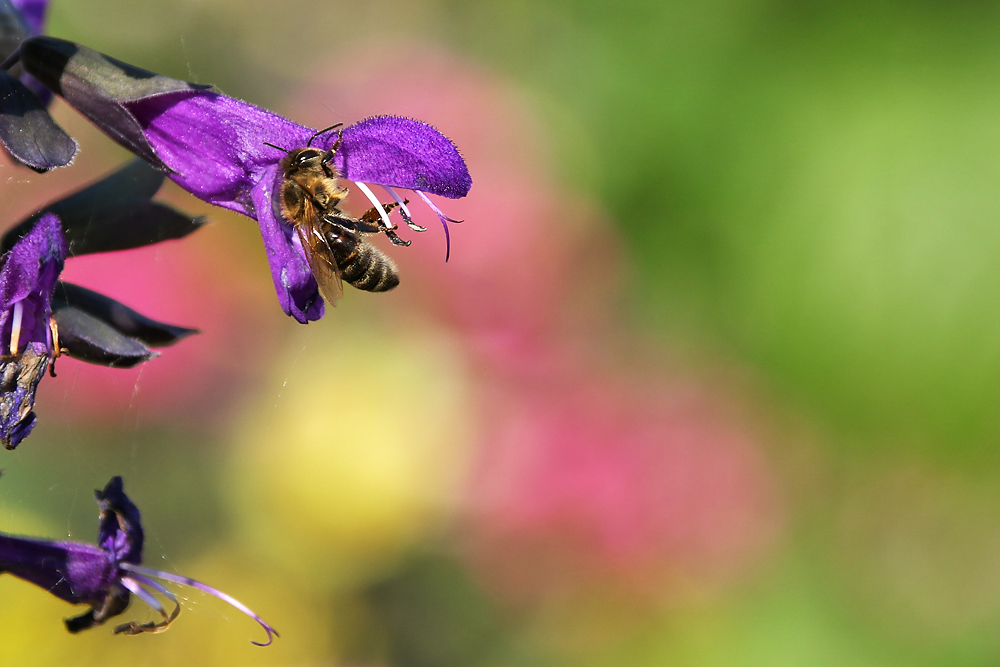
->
left=20, top=36, right=209, bottom=170
left=0, top=71, right=77, bottom=171
left=249, top=164, right=324, bottom=323
left=330, top=116, right=472, bottom=198
left=125, top=90, right=311, bottom=213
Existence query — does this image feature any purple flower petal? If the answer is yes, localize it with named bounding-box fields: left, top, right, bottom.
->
left=0, top=212, right=65, bottom=349
left=125, top=90, right=312, bottom=214
left=9, top=0, right=45, bottom=37
left=331, top=116, right=471, bottom=198
left=249, top=164, right=324, bottom=322
left=0, top=534, right=113, bottom=604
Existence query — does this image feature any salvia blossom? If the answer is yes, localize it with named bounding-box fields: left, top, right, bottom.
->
left=0, top=0, right=75, bottom=170
left=0, top=476, right=279, bottom=644
left=15, top=36, right=472, bottom=322
left=0, top=160, right=201, bottom=449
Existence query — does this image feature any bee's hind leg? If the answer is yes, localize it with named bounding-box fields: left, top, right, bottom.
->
left=357, top=201, right=411, bottom=247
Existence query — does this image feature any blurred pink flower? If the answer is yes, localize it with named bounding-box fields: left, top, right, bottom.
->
left=465, top=361, right=781, bottom=602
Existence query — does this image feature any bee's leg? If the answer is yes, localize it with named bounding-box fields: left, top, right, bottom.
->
left=357, top=202, right=412, bottom=247
left=320, top=129, right=344, bottom=165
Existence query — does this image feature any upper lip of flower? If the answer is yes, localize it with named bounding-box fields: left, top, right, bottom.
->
left=0, top=476, right=279, bottom=645
left=15, top=36, right=472, bottom=323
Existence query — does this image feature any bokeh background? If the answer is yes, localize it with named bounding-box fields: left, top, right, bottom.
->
left=2, top=0, right=1000, bottom=664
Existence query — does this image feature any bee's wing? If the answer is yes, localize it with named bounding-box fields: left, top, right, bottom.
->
left=296, top=215, right=344, bottom=307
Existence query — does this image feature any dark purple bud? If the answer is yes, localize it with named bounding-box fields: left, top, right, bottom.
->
left=19, top=36, right=210, bottom=171
left=2, top=159, right=206, bottom=256
left=0, top=70, right=76, bottom=171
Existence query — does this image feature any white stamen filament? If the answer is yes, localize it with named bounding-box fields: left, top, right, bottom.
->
left=416, top=191, right=457, bottom=262
left=120, top=576, right=169, bottom=619
left=120, top=562, right=279, bottom=647
left=116, top=575, right=181, bottom=635
left=128, top=572, right=179, bottom=605
left=354, top=181, right=394, bottom=230
left=9, top=301, right=23, bottom=356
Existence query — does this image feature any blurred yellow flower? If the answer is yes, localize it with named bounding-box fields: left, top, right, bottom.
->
left=225, top=313, right=474, bottom=591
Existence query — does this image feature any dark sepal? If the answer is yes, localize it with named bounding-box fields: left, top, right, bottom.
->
left=55, top=282, right=197, bottom=348
left=0, top=159, right=206, bottom=255
left=19, top=36, right=211, bottom=170
left=0, top=70, right=76, bottom=171
left=0, top=0, right=30, bottom=63
left=65, top=591, right=131, bottom=634
left=51, top=302, right=157, bottom=368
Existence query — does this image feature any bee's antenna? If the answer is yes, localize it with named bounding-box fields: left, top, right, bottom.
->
left=308, top=123, right=344, bottom=148
left=264, top=142, right=289, bottom=153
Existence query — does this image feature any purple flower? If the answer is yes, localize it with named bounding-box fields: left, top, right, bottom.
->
left=0, top=160, right=201, bottom=449
left=0, top=211, right=63, bottom=448
left=0, top=476, right=279, bottom=644
left=0, top=0, right=75, bottom=170
left=18, top=36, right=472, bottom=322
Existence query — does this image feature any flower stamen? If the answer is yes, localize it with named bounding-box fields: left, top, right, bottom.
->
left=354, top=181, right=395, bottom=231
left=115, top=575, right=180, bottom=635
left=9, top=301, right=23, bottom=356
left=416, top=191, right=464, bottom=263
left=120, top=562, right=279, bottom=647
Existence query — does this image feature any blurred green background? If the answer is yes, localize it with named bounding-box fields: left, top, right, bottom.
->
left=4, top=0, right=1000, bottom=665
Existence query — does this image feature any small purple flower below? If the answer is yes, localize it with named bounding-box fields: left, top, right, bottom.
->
left=17, top=36, right=472, bottom=322
left=0, top=476, right=279, bottom=644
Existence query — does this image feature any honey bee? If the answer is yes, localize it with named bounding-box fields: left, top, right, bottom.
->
left=265, top=124, right=410, bottom=306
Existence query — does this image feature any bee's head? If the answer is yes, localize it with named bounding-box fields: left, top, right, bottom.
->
left=281, top=147, right=326, bottom=174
